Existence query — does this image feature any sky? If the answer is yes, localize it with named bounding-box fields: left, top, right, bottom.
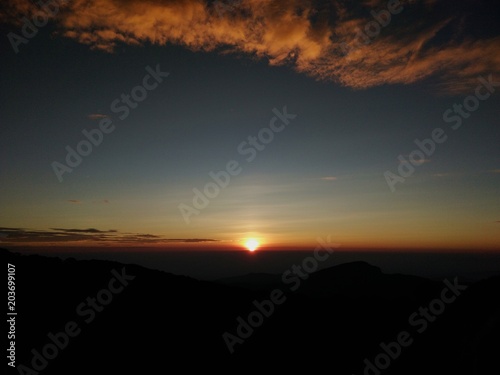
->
left=0, top=0, right=499, bottom=251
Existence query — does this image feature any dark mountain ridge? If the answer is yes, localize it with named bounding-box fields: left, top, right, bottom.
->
left=3, top=248, right=499, bottom=374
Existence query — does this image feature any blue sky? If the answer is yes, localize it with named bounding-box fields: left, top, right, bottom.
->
left=1, top=0, right=499, bottom=250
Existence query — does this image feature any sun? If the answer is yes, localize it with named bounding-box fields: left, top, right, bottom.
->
left=245, top=238, right=260, bottom=252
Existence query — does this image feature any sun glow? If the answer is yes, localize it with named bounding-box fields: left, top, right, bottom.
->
left=245, top=238, right=260, bottom=252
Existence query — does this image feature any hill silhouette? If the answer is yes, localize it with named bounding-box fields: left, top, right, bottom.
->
left=3, top=248, right=499, bottom=374
left=217, top=261, right=437, bottom=299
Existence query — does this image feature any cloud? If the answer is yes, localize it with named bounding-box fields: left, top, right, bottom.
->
left=417, top=160, right=431, bottom=165
left=68, top=199, right=111, bottom=204
left=172, top=238, right=218, bottom=243
left=3, top=0, right=499, bottom=93
left=488, top=169, right=500, bottom=174
left=432, top=173, right=453, bottom=177
left=320, top=176, right=337, bottom=181
left=88, top=114, right=109, bottom=120
left=400, top=157, right=431, bottom=165
left=50, top=228, right=117, bottom=233
left=0, top=227, right=218, bottom=245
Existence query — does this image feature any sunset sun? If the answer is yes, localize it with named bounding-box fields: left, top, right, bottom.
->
left=245, top=239, right=260, bottom=252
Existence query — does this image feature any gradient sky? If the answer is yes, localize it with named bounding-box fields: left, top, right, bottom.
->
left=0, top=0, right=499, bottom=250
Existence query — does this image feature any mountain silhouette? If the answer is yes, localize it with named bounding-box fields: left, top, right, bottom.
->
left=214, top=272, right=283, bottom=291
left=3, top=248, right=499, bottom=374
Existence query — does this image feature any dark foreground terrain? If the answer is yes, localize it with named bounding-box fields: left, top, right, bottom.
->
left=3, top=248, right=499, bottom=374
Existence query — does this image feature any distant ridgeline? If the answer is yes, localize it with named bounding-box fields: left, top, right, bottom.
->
left=2, top=248, right=499, bottom=374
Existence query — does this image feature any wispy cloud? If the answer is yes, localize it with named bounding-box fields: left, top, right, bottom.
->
left=432, top=173, right=454, bottom=178
left=0, top=227, right=219, bottom=246
left=68, top=199, right=111, bottom=204
left=50, top=228, right=117, bottom=234
left=88, top=113, right=109, bottom=120
left=320, top=176, right=337, bottom=181
left=4, top=0, right=499, bottom=93
left=173, top=238, right=219, bottom=243
left=400, top=158, right=431, bottom=165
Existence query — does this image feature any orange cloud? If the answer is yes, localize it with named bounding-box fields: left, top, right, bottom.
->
left=4, top=0, right=500, bottom=93
left=0, top=226, right=219, bottom=246
left=88, top=113, right=109, bottom=120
